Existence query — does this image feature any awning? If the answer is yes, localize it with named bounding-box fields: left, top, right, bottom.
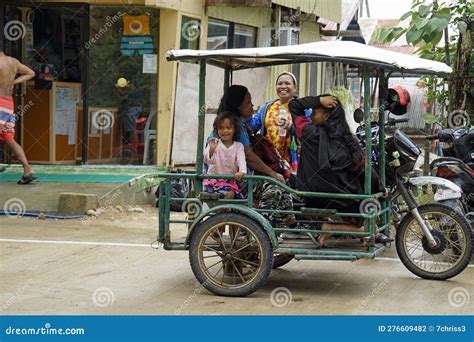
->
left=166, top=40, right=452, bottom=75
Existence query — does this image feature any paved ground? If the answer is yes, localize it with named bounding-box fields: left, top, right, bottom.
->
left=1, top=206, right=473, bottom=315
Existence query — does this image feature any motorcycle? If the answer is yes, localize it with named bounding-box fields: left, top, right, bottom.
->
left=354, top=109, right=471, bottom=278
left=427, top=127, right=474, bottom=228
left=354, top=111, right=463, bottom=222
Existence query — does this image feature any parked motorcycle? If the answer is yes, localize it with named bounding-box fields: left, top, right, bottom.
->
left=427, top=127, right=474, bottom=228
left=354, top=109, right=471, bottom=278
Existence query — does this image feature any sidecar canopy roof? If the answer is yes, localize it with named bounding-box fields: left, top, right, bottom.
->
left=166, top=40, right=452, bottom=76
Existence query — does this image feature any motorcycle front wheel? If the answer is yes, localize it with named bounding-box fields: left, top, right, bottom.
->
left=396, top=204, right=472, bottom=280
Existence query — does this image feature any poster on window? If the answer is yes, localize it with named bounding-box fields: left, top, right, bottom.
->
left=143, top=54, right=157, bottom=74
left=120, top=14, right=154, bottom=56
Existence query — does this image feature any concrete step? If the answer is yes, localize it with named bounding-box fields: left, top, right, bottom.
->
left=0, top=181, right=156, bottom=215
left=0, top=164, right=163, bottom=215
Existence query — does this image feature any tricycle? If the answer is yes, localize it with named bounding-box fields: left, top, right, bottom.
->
left=144, top=41, right=472, bottom=297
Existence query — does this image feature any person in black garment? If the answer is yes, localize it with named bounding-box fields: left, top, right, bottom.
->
left=289, top=95, right=392, bottom=244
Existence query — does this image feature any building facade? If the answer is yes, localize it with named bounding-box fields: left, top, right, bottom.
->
left=0, top=0, right=341, bottom=166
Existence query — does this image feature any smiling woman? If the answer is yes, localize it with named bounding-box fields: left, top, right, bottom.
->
left=247, top=71, right=297, bottom=163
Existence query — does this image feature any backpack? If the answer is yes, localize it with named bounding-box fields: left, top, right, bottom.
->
left=155, top=169, right=189, bottom=211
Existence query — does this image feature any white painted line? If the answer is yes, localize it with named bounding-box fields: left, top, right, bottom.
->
left=376, top=256, right=474, bottom=268
left=0, top=239, right=472, bottom=268
left=0, top=238, right=151, bottom=248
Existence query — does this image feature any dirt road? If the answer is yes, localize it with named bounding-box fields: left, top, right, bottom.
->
left=1, top=206, right=472, bottom=315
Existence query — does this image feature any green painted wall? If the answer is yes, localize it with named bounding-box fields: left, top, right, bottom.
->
left=272, top=0, right=341, bottom=23
left=207, top=6, right=272, bottom=27
left=300, top=20, right=320, bottom=43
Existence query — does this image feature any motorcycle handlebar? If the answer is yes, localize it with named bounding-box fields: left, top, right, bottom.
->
left=437, top=131, right=453, bottom=141
left=386, top=118, right=409, bottom=126
left=393, top=118, right=409, bottom=123
left=424, top=131, right=454, bottom=141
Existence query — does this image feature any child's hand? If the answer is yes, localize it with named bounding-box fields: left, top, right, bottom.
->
left=208, top=137, right=219, bottom=158
left=234, top=172, right=245, bottom=181
left=320, top=96, right=337, bottom=108
left=304, top=108, right=312, bottom=120
left=208, top=137, right=219, bottom=150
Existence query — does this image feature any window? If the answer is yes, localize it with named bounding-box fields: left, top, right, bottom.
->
left=88, top=6, right=159, bottom=164
left=278, top=27, right=299, bottom=46
left=207, top=19, right=229, bottom=50
left=234, top=24, right=256, bottom=48
left=207, top=18, right=256, bottom=50
left=180, top=16, right=201, bottom=50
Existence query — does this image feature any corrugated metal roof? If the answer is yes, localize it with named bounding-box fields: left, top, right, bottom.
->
left=272, top=0, right=342, bottom=23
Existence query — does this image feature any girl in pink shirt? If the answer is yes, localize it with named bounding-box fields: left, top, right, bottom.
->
left=204, top=112, right=247, bottom=199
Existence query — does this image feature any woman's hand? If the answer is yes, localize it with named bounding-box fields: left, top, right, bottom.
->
left=320, top=96, right=337, bottom=109
left=234, top=172, right=245, bottom=181
left=278, top=117, right=292, bottom=130
left=271, top=171, right=285, bottom=183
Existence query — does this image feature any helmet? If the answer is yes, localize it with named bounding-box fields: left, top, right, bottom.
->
left=386, top=85, right=411, bottom=115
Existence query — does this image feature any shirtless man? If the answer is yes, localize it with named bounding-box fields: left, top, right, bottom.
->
left=0, top=40, right=36, bottom=184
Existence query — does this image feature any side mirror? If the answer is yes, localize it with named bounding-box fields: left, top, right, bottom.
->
left=353, top=108, right=364, bottom=123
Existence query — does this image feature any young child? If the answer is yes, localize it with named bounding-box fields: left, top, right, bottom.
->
left=204, top=112, right=246, bottom=199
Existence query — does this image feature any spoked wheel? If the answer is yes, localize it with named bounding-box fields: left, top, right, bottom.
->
left=273, top=254, right=294, bottom=269
left=189, top=213, right=273, bottom=297
left=396, top=204, right=472, bottom=280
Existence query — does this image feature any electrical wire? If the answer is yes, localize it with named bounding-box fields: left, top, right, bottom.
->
left=0, top=211, right=85, bottom=219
